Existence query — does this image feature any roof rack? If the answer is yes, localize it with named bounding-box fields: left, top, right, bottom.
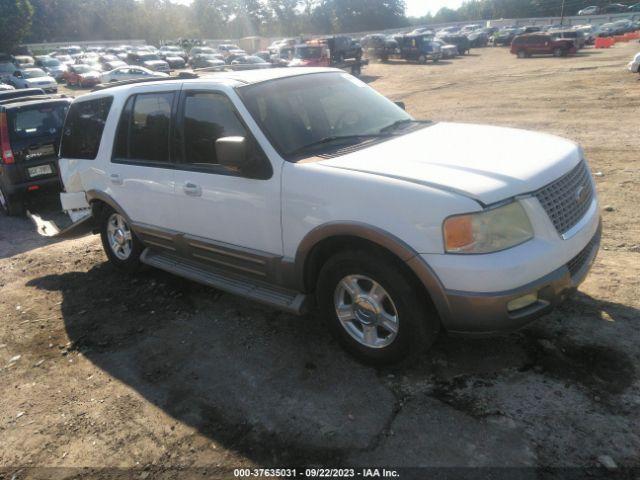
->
left=91, top=71, right=200, bottom=92
left=0, top=94, right=70, bottom=106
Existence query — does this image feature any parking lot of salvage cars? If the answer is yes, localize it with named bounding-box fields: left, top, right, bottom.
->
left=1, top=43, right=639, bottom=471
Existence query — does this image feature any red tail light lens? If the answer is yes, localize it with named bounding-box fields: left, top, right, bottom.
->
left=0, top=112, right=15, bottom=164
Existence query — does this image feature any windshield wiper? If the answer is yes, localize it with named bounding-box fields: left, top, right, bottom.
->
left=378, top=119, right=419, bottom=134
left=288, top=134, right=389, bottom=156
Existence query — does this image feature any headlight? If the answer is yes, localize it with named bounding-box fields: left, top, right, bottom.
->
left=443, top=201, right=533, bottom=254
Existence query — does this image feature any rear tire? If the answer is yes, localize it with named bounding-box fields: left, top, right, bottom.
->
left=100, top=207, right=143, bottom=273
left=0, top=186, right=25, bottom=216
left=553, top=47, right=563, bottom=57
left=316, top=249, right=440, bottom=365
left=418, top=54, right=427, bottom=64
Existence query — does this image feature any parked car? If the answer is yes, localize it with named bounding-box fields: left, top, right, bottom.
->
left=325, top=36, right=362, bottom=61
left=217, top=44, right=244, bottom=57
left=511, top=34, right=577, bottom=58
left=0, top=88, right=46, bottom=101
left=100, top=54, right=127, bottom=71
left=493, top=28, right=524, bottom=46
left=0, top=62, right=16, bottom=82
left=13, top=56, right=35, bottom=68
left=0, top=95, right=72, bottom=215
left=361, top=34, right=398, bottom=61
left=190, top=54, right=226, bottom=69
left=466, top=29, right=489, bottom=47
left=52, top=54, right=74, bottom=66
left=127, top=52, right=170, bottom=73
left=433, top=39, right=458, bottom=59
left=550, top=30, right=586, bottom=49
left=396, top=33, right=442, bottom=63
left=229, top=55, right=272, bottom=70
left=64, top=64, right=101, bottom=88
left=577, top=5, right=599, bottom=15
left=158, top=46, right=187, bottom=68
left=440, top=35, right=471, bottom=55
left=58, top=46, right=84, bottom=59
left=628, top=52, right=640, bottom=73
left=629, top=3, right=640, bottom=11
left=56, top=68, right=601, bottom=364
left=8, top=68, right=57, bottom=93
left=159, top=45, right=188, bottom=61
left=34, top=56, right=68, bottom=82
left=100, top=66, right=169, bottom=83
left=601, top=3, right=628, bottom=13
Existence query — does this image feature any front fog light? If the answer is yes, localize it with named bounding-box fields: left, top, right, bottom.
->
left=507, top=293, right=538, bottom=312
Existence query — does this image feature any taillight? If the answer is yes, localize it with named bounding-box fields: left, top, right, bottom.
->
left=0, top=112, right=14, bottom=164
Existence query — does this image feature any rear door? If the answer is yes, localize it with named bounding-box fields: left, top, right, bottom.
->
left=5, top=101, right=70, bottom=185
left=107, top=86, right=178, bottom=229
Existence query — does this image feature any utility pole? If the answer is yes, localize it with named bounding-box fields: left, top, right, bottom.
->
left=560, top=0, right=566, bottom=26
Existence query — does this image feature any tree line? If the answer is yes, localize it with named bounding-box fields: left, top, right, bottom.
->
left=1, top=0, right=635, bottom=53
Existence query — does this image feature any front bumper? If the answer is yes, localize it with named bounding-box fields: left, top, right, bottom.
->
left=435, top=222, right=601, bottom=334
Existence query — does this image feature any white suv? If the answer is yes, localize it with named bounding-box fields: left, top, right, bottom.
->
left=58, top=68, right=601, bottom=364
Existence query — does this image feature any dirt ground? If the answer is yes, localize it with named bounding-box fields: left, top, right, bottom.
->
left=1, top=43, right=639, bottom=478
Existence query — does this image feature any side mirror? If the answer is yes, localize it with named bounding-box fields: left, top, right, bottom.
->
left=395, top=101, right=406, bottom=110
left=216, top=136, right=247, bottom=171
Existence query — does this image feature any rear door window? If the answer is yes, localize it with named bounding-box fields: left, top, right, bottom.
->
left=113, top=92, right=175, bottom=164
left=60, top=96, right=113, bottom=159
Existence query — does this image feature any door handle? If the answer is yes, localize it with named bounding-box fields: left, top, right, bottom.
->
left=109, top=173, right=123, bottom=185
left=183, top=182, right=202, bottom=197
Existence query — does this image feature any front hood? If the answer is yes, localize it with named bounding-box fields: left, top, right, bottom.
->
left=317, top=122, right=582, bottom=205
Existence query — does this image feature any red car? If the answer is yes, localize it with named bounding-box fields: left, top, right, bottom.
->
left=63, top=64, right=101, bottom=88
left=510, top=34, right=576, bottom=58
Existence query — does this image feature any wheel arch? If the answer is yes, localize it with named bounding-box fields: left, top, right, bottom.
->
left=86, top=189, right=134, bottom=226
left=294, top=222, right=452, bottom=323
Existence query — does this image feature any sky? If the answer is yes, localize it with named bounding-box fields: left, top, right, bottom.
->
left=406, top=0, right=465, bottom=17
left=172, top=0, right=467, bottom=17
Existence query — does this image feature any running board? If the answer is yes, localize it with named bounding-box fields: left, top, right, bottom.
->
left=140, top=249, right=309, bottom=315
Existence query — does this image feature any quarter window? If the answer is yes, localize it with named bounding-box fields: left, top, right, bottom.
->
left=113, top=92, right=174, bottom=163
left=60, top=96, right=113, bottom=160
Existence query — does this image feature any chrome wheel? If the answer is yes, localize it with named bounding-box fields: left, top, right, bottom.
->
left=334, top=275, right=399, bottom=349
left=106, top=213, right=132, bottom=260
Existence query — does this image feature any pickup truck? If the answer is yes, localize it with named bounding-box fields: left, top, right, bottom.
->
left=55, top=68, right=601, bottom=365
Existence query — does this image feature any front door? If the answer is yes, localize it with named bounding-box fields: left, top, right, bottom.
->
left=170, top=88, right=282, bottom=269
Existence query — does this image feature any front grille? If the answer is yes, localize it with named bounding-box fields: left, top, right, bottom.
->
left=534, top=161, right=594, bottom=236
left=567, top=226, right=601, bottom=278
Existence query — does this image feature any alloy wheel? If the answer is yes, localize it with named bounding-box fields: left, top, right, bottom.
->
left=333, top=274, right=399, bottom=349
left=106, top=213, right=133, bottom=260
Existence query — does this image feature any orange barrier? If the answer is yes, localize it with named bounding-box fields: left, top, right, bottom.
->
left=595, top=37, right=615, bottom=48
left=625, top=32, right=640, bottom=40
left=613, top=35, right=628, bottom=43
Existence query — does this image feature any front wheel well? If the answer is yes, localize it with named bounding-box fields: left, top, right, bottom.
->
left=302, top=235, right=433, bottom=307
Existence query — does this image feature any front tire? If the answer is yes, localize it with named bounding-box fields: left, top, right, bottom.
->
left=317, top=249, right=439, bottom=365
left=100, top=208, right=143, bottom=273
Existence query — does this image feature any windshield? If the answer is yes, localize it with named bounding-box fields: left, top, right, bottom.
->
left=9, top=103, right=69, bottom=139
left=23, top=69, right=47, bottom=78
left=237, top=72, right=413, bottom=160
left=140, top=54, right=160, bottom=61
left=295, top=46, right=322, bottom=59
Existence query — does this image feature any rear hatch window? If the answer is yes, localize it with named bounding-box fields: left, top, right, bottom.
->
left=9, top=103, right=68, bottom=142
